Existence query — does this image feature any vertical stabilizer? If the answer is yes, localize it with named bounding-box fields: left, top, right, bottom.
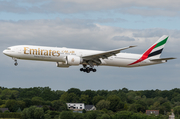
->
left=129, top=35, right=169, bottom=65
left=145, top=35, right=168, bottom=59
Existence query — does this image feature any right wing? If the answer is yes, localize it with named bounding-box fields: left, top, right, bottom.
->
left=82, top=46, right=136, bottom=65
left=82, top=46, right=136, bottom=60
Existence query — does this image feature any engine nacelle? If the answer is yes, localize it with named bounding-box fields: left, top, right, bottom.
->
left=56, top=62, right=69, bottom=68
left=66, top=55, right=82, bottom=65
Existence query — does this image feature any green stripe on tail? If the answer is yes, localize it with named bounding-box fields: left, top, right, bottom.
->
left=154, top=37, right=168, bottom=49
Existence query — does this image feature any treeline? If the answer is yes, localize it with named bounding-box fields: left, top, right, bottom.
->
left=0, top=87, right=180, bottom=119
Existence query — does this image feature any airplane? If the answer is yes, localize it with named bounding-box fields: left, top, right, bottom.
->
left=3, top=35, right=176, bottom=73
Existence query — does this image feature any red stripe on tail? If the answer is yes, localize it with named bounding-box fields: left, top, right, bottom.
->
left=129, top=44, right=157, bottom=65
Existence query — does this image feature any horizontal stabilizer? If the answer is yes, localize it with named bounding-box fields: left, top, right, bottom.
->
left=150, top=57, right=176, bottom=61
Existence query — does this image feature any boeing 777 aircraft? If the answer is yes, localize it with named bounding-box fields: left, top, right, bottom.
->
left=3, top=35, right=175, bottom=73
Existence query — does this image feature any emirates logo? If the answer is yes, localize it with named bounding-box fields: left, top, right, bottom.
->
left=71, top=58, right=75, bottom=62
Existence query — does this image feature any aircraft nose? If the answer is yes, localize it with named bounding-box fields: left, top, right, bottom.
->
left=3, top=50, right=5, bottom=54
left=3, top=50, right=6, bottom=54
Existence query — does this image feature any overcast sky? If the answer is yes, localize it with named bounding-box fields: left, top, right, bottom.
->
left=0, top=0, right=180, bottom=91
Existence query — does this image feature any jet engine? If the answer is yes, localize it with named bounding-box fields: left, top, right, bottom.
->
left=56, top=62, right=70, bottom=68
left=66, top=55, right=83, bottom=65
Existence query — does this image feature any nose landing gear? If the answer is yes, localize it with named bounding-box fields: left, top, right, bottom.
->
left=13, top=58, right=18, bottom=66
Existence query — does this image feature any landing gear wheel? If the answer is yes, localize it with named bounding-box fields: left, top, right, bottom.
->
left=14, top=62, right=18, bottom=66
left=93, top=69, right=96, bottom=72
left=80, top=68, right=83, bottom=71
left=89, top=68, right=93, bottom=71
left=86, top=67, right=90, bottom=73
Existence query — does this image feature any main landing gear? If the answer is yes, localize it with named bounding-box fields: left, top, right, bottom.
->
left=80, top=64, right=97, bottom=73
left=80, top=67, right=96, bottom=73
left=13, top=58, right=18, bottom=66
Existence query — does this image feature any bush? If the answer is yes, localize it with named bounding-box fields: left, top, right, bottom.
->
left=101, top=114, right=110, bottom=119
left=74, top=112, right=84, bottom=119
left=60, top=111, right=73, bottom=119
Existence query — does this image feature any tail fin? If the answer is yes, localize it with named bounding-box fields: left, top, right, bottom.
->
left=143, top=35, right=168, bottom=59
left=129, top=35, right=172, bottom=65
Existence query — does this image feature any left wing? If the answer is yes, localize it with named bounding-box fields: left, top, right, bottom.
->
left=82, top=46, right=136, bottom=60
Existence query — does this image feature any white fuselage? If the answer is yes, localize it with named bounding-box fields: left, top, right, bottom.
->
left=3, top=45, right=164, bottom=68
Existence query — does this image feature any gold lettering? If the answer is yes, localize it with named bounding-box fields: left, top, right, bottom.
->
left=64, top=50, right=68, bottom=53
left=30, top=49, right=37, bottom=55
left=71, top=51, right=75, bottom=54
left=57, top=51, right=60, bottom=57
left=44, top=50, right=48, bottom=56
left=24, top=47, right=29, bottom=54
left=52, top=50, right=56, bottom=56
left=41, top=49, right=44, bottom=55
left=49, top=50, right=52, bottom=56
left=38, top=48, right=40, bottom=55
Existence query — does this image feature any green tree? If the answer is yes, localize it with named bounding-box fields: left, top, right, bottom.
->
left=67, top=88, right=81, bottom=96
left=113, top=111, right=132, bottom=119
left=0, top=99, right=5, bottom=105
left=27, top=106, right=36, bottom=118
left=122, top=88, right=129, bottom=93
left=1, top=89, right=12, bottom=99
left=159, top=102, right=171, bottom=114
left=82, top=109, right=86, bottom=113
left=74, top=112, right=84, bottom=119
left=31, top=96, right=44, bottom=105
left=83, top=90, right=96, bottom=104
left=92, top=96, right=104, bottom=105
left=174, top=106, right=180, bottom=117
left=117, top=91, right=127, bottom=102
left=9, top=94, right=16, bottom=100
left=34, top=107, right=44, bottom=119
left=60, top=111, right=73, bottom=119
left=46, top=110, right=60, bottom=118
left=43, top=105, right=50, bottom=112
left=116, top=101, right=125, bottom=111
left=171, top=94, right=180, bottom=103
left=60, top=92, right=79, bottom=103
left=128, top=104, right=138, bottom=113
left=96, top=90, right=108, bottom=97
left=60, top=92, right=69, bottom=102
left=23, top=98, right=32, bottom=107
left=146, top=98, right=154, bottom=106
left=107, top=95, right=121, bottom=112
left=80, top=94, right=90, bottom=104
left=5, top=99, right=20, bottom=112
left=135, top=100, right=147, bottom=113
left=44, top=113, right=51, bottom=119
left=51, top=100, right=67, bottom=111
left=126, top=92, right=136, bottom=104
left=96, top=100, right=110, bottom=110
left=85, top=111, right=98, bottom=119
left=21, top=108, right=30, bottom=119
left=101, top=114, right=110, bottom=119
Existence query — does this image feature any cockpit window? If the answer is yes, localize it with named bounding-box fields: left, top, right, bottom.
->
left=6, top=48, right=11, bottom=50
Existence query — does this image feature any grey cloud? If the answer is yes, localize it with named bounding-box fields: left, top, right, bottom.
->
left=0, top=19, right=179, bottom=52
left=112, top=36, right=135, bottom=41
left=133, top=28, right=180, bottom=38
left=0, top=0, right=180, bottom=17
